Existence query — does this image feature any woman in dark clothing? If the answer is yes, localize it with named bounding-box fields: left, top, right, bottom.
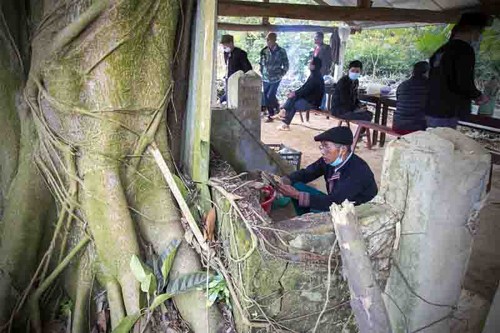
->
left=393, top=61, right=430, bottom=134
left=277, top=57, right=325, bottom=131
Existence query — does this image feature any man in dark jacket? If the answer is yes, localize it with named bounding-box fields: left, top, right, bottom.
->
left=220, top=34, right=253, bottom=102
left=331, top=60, right=372, bottom=121
left=393, top=61, right=430, bottom=134
left=313, top=32, right=333, bottom=77
left=427, top=12, right=491, bottom=129
left=277, top=127, right=378, bottom=215
left=277, top=57, right=325, bottom=131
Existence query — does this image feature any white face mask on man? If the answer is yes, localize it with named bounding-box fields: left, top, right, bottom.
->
left=223, top=46, right=231, bottom=53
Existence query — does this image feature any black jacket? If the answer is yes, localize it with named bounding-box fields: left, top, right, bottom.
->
left=331, top=75, right=360, bottom=116
left=294, top=69, right=325, bottom=108
left=394, top=76, right=429, bottom=131
left=314, top=43, right=333, bottom=76
left=427, top=39, right=481, bottom=119
left=224, top=47, right=252, bottom=79
left=288, top=154, right=378, bottom=211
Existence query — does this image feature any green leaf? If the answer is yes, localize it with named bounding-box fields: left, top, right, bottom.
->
left=166, top=272, right=210, bottom=295
left=149, top=293, right=173, bottom=311
left=130, top=255, right=148, bottom=283
left=141, top=273, right=157, bottom=295
left=161, top=239, right=181, bottom=283
left=207, top=291, right=218, bottom=307
left=111, top=312, right=141, bottom=333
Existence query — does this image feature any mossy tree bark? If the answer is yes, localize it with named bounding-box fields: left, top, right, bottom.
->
left=0, top=0, right=223, bottom=331
left=0, top=0, right=54, bottom=325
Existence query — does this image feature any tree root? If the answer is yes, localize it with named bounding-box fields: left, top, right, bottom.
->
left=29, top=235, right=90, bottom=333
left=149, top=142, right=270, bottom=330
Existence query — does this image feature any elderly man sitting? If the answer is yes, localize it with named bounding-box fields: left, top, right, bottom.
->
left=277, top=126, right=378, bottom=215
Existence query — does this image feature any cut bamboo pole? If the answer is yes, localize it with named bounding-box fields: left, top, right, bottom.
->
left=331, top=201, right=392, bottom=333
left=148, top=142, right=209, bottom=252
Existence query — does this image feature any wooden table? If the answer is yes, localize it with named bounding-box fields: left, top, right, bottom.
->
left=459, top=113, right=500, bottom=134
left=359, top=94, right=396, bottom=147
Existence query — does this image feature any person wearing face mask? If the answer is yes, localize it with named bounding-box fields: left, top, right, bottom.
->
left=392, top=61, right=430, bottom=135
left=276, top=57, right=325, bottom=131
left=220, top=34, right=253, bottom=103
left=277, top=126, right=378, bottom=215
left=426, top=12, right=491, bottom=129
left=331, top=60, right=373, bottom=122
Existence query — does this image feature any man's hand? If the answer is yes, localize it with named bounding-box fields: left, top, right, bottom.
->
left=287, top=91, right=296, bottom=99
left=277, top=184, right=300, bottom=200
left=475, top=94, right=490, bottom=106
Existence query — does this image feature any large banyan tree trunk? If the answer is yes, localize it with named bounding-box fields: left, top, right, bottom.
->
left=0, top=1, right=222, bottom=332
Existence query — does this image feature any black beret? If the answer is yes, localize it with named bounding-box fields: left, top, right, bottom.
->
left=314, top=126, right=353, bottom=145
left=220, top=34, right=234, bottom=44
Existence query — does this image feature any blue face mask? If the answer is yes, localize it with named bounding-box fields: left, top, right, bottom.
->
left=330, top=155, right=344, bottom=167
left=349, top=71, right=360, bottom=81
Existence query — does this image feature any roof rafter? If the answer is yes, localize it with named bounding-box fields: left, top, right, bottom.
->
left=218, top=1, right=500, bottom=24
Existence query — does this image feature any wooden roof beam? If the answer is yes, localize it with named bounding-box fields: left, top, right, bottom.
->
left=218, top=1, right=500, bottom=24
left=357, top=0, right=372, bottom=8
left=218, top=22, right=338, bottom=33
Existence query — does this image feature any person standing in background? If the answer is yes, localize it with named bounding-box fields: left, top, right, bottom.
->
left=426, top=12, right=491, bottom=129
left=393, top=61, right=430, bottom=134
left=313, top=32, right=333, bottom=77
left=313, top=32, right=333, bottom=111
left=260, top=32, right=289, bottom=123
left=219, top=34, right=253, bottom=103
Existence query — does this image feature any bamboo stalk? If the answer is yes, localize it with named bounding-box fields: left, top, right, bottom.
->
left=148, top=142, right=209, bottom=252
left=331, top=201, right=392, bottom=333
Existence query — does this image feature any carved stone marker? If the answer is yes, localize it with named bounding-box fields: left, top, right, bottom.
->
left=381, top=128, right=491, bottom=333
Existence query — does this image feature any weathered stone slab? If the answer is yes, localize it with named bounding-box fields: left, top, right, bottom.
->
left=211, top=70, right=294, bottom=175
left=210, top=162, right=396, bottom=333
left=381, top=128, right=491, bottom=333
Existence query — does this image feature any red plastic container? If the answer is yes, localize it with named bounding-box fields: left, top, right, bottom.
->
left=260, top=185, right=276, bottom=213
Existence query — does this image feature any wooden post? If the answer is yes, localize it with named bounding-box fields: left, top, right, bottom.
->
left=262, top=0, right=269, bottom=26
left=357, top=0, right=372, bottom=8
left=331, top=201, right=392, bottom=333
left=182, top=0, right=217, bottom=211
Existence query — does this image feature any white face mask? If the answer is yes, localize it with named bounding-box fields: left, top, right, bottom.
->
left=223, top=46, right=231, bottom=53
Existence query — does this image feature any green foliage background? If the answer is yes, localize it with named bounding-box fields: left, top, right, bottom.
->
left=218, top=17, right=499, bottom=100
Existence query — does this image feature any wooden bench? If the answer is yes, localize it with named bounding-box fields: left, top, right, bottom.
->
left=297, top=110, right=400, bottom=151
left=350, top=120, right=401, bottom=152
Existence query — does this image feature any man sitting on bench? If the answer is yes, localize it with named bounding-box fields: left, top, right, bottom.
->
left=277, top=57, right=325, bottom=131
left=331, top=60, right=373, bottom=122
left=277, top=126, right=378, bottom=215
